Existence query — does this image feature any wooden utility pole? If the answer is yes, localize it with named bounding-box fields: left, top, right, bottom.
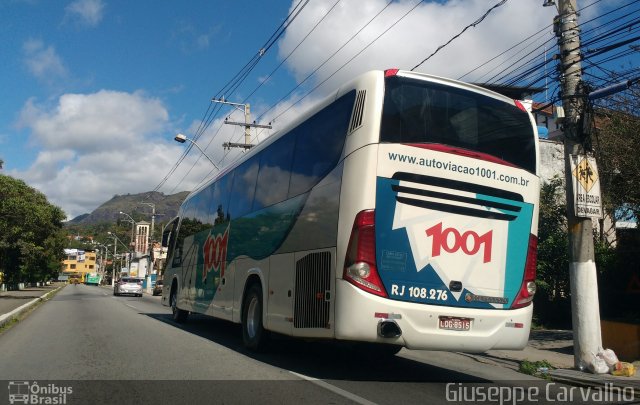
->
left=556, top=0, right=602, bottom=369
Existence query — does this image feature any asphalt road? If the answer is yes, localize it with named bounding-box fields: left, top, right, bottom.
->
left=0, top=284, right=600, bottom=405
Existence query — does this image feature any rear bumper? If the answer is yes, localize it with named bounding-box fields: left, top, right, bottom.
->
left=334, top=280, right=531, bottom=352
left=116, top=287, right=143, bottom=295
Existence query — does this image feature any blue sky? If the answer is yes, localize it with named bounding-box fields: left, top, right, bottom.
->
left=0, top=0, right=636, bottom=220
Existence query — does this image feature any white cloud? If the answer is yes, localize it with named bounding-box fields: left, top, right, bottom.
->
left=19, top=90, right=169, bottom=152
left=277, top=0, right=557, bottom=94
left=64, top=0, right=105, bottom=27
left=12, top=90, right=215, bottom=220
left=23, top=39, right=67, bottom=82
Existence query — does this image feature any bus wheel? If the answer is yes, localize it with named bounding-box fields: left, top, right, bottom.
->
left=242, top=283, right=268, bottom=351
left=170, top=288, right=188, bottom=323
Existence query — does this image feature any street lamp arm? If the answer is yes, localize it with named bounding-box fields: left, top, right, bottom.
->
left=174, top=133, right=220, bottom=170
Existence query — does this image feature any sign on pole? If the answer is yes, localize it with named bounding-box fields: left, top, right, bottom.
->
left=570, top=154, right=603, bottom=218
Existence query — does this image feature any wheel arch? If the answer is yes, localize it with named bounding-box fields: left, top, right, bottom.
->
left=241, top=272, right=264, bottom=321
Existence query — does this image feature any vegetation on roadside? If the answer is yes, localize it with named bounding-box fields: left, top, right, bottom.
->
left=519, top=359, right=554, bottom=380
left=0, top=175, right=67, bottom=287
left=533, top=97, right=640, bottom=328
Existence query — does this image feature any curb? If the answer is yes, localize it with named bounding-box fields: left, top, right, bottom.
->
left=549, top=369, right=640, bottom=399
left=0, top=285, right=64, bottom=329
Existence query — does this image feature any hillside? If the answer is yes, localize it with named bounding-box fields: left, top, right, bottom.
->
left=66, top=191, right=189, bottom=226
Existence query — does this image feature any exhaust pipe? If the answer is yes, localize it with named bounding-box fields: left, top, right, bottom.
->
left=377, top=320, right=402, bottom=338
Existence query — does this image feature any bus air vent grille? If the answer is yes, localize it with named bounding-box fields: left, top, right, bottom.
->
left=294, top=251, right=331, bottom=329
left=349, top=90, right=366, bottom=133
left=391, top=172, right=524, bottom=222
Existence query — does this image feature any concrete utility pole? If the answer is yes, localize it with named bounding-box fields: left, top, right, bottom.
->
left=213, top=98, right=272, bottom=150
left=112, top=237, right=117, bottom=287
left=556, top=0, right=602, bottom=369
left=139, top=202, right=157, bottom=293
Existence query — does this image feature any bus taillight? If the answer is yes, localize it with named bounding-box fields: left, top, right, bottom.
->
left=384, top=68, right=399, bottom=77
left=343, top=210, right=387, bottom=298
left=514, top=100, right=527, bottom=112
left=511, top=234, right=537, bottom=309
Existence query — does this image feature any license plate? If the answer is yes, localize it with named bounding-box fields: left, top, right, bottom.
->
left=438, top=316, right=472, bottom=331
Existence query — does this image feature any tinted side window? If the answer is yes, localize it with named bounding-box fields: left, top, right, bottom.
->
left=209, top=174, right=232, bottom=225
left=194, top=186, right=213, bottom=226
left=289, top=90, right=356, bottom=197
left=253, top=135, right=295, bottom=211
left=170, top=201, right=191, bottom=268
left=228, top=156, right=259, bottom=218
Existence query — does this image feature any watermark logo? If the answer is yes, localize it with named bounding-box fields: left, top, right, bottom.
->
left=445, top=382, right=636, bottom=404
left=8, top=381, right=73, bottom=404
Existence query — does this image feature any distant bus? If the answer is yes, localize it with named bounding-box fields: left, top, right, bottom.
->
left=85, top=273, right=101, bottom=286
left=67, top=272, right=84, bottom=285
left=162, top=69, right=539, bottom=353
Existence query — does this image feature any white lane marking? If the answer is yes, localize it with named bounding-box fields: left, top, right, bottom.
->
left=125, top=303, right=140, bottom=311
left=289, top=371, right=378, bottom=405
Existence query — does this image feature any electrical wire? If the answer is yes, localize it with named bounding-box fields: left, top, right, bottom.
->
left=411, top=0, right=509, bottom=71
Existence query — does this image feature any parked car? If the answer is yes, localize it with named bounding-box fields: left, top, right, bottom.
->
left=152, top=279, right=163, bottom=296
left=113, top=277, right=143, bottom=297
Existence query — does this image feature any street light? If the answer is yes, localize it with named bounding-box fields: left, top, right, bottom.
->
left=108, top=232, right=131, bottom=282
left=174, top=133, right=220, bottom=170
left=119, top=211, right=136, bottom=250
left=96, top=243, right=111, bottom=283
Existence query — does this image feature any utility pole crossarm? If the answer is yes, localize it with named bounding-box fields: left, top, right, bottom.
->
left=213, top=98, right=271, bottom=150
left=224, top=121, right=273, bottom=129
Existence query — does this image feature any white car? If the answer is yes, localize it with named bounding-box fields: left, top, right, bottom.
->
left=113, top=277, right=143, bottom=297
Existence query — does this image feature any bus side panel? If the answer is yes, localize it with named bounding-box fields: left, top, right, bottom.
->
left=204, top=260, right=235, bottom=321
left=267, top=253, right=294, bottom=335
left=267, top=164, right=344, bottom=338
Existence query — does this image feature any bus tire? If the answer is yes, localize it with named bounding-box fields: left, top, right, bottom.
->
left=242, top=283, right=268, bottom=351
left=170, top=288, right=188, bottom=323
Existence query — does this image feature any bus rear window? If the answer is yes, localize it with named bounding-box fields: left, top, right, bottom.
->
left=381, top=76, right=536, bottom=173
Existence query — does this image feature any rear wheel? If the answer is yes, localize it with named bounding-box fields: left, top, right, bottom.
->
left=170, top=287, right=188, bottom=323
left=242, top=283, right=268, bottom=351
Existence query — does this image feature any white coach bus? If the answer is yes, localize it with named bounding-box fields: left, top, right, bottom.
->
left=161, top=69, right=540, bottom=353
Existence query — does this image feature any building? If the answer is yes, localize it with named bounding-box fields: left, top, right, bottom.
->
left=60, top=249, right=97, bottom=280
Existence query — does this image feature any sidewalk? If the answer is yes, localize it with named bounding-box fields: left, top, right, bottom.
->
left=0, top=283, right=63, bottom=328
left=468, top=329, right=640, bottom=397
left=0, top=286, right=637, bottom=396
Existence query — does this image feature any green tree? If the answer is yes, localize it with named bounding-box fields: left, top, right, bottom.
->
left=594, top=94, right=640, bottom=224
left=0, top=175, right=66, bottom=285
left=534, top=176, right=571, bottom=327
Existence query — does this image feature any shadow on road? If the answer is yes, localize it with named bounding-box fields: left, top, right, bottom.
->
left=143, top=312, right=491, bottom=384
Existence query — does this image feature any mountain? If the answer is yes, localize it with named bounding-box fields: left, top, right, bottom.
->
left=66, top=191, right=190, bottom=226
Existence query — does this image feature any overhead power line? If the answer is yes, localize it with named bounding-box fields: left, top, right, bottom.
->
left=411, top=0, right=509, bottom=71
